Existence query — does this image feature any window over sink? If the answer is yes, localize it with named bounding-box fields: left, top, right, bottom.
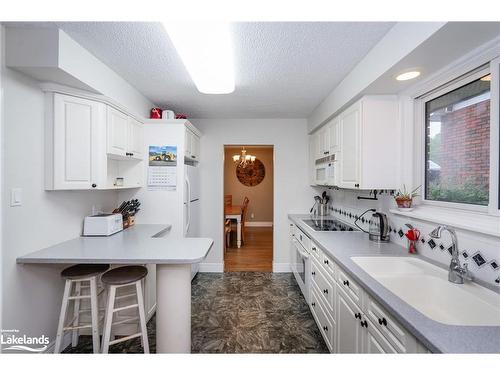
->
left=416, top=60, right=500, bottom=217
left=424, top=73, right=491, bottom=206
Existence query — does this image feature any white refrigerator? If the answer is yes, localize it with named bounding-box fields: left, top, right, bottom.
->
left=184, top=164, right=200, bottom=278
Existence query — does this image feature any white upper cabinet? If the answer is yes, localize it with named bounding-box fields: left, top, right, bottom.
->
left=339, top=96, right=399, bottom=190
left=46, top=93, right=106, bottom=190
left=339, top=102, right=361, bottom=189
left=107, top=106, right=129, bottom=157
left=107, top=106, right=144, bottom=160
left=127, top=117, right=144, bottom=160
left=328, top=117, right=340, bottom=154
left=45, top=91, right=145, bottom=190
left=308, top=95, right=399, bottom=189
left=185, top=128, right=200, bottom=161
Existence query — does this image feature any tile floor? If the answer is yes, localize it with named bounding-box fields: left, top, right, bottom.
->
left=63, top=272, right=329, bottom=354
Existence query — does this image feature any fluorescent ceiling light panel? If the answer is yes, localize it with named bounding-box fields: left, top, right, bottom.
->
left=163, top=21, right=235, bottom=94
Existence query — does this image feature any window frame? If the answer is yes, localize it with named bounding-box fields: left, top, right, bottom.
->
left=415, top=64, right=499, bottom=215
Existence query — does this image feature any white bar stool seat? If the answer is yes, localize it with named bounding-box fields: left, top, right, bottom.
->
left=100, top=266, right=149, bottom=354
left=54, top=264, right=110, bottom=354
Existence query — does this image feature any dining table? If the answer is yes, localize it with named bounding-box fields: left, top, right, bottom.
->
left=224, top=205, right=243, bottom=248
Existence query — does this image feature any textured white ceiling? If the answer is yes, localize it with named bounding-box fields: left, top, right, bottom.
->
left=9, top=22, right=395, bottom=118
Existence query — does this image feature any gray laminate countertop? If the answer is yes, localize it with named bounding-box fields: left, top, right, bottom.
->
left=17, top=224, right=214, bottom=265
left=288, top=214, right=500, bottom=354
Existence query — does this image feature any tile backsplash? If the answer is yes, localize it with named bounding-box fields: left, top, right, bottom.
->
left=316, top=187, right=500, bottom=289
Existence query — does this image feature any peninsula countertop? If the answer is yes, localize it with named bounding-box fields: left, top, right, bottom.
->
left=288, top=214, right=500, bottom=354
left=16, top=224, right=214, bottom=265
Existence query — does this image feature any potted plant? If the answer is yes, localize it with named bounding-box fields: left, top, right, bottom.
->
left=394, top=185, right=420, bottom=210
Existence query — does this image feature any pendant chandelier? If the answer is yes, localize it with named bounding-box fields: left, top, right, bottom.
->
left=232, top=147, right=256, bottom=168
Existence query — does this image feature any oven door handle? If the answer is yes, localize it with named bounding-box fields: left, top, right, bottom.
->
left=294, top=240, right=310, bottom=259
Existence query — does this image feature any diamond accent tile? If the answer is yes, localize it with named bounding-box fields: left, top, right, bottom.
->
left=427, top=239, right=436, bottom=249
left=398, top=229, right=404, bottom=238
left=420, top=237, right=426, bottom=244
left=489, top=260, right=498, bottom=270
left=439, top=243, right=445, bottom=250
left=462, top=251, right=469, bottom=259
left=472, top=252, right=487, bottom=268
left=447, top=246, right=453, bottom=256
left=495, top=276, right=500, bottom=284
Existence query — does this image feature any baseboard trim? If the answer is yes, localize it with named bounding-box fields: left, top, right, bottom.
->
left=245, top=221, right=273, bottom=227
left=199, top=262, right=224, bottom=272
left=147, top=303, right=156, bottom=321
left=273, top=263, right=291, bottom=273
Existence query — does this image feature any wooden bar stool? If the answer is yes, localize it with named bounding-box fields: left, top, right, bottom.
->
left=100, top=266, right=149, bottom=354
left=54, top=264, right=110, bottom=354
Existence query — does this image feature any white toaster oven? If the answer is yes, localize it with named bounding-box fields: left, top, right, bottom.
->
left=83, top=213, right=123, bottom=236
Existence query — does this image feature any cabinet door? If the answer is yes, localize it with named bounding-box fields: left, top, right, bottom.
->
left=52, top=94, right=104, bottom=190
left=318, top=127, right=330, bottom=158
left=184, top=129, right=192, bottom=157
left=312, top=132, right=322, bottom=160
left=190, top=133, right=200, bottom=160
left=336, top=289, right=363, bottom=353
left=339, top=103, right=360, bottom=188
left=308, top=135, right=316, bottom=185
left=107, top=106, right=129, bottom=157
left=127, top=118, right=144, bottom=160
left=328, top=117, right=339, bottom=153
left=364, top=322, right=398, bottom=354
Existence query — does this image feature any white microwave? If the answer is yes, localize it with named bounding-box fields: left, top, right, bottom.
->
left=315, top=155, right=337, bottom=186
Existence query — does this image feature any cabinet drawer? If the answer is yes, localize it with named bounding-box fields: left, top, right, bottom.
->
left=337, top=268, right=362, bottom=306
left=296, top=228, right=311, bottom=252
left=310, top=241, right=321, bottom=261
left=321, top=252, right=335, bottom=279
left=310, top=289, right=334, bottom=352
left=311, top=261, right=335, bottom=314
left=364, top=320, right=398, bottom=354
left=365, top=297, right=416, bottom=353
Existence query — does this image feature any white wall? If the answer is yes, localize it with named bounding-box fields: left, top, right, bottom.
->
left=0, top=26, right=152, bottom=347
left=193, top=119, right=314, bottom=272
left=307, top=22, right=445, bottom=132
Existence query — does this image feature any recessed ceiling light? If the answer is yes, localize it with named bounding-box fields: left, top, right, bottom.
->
left=163, top=21, right=235, bottom=94
left=395, top=71, right=421, bottom=81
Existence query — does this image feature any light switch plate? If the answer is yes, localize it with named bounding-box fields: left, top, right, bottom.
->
left=10, top=188, right=22, bottom=207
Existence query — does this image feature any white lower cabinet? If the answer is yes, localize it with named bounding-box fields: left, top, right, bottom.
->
left=310, top=288, right=335, bottom=352
left=336, top=288, right=364, bottom=353
left=307, top=239, right=427, bottom=354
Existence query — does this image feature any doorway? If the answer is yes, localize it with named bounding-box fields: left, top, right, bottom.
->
left=223, top=145, right=274, bottom=272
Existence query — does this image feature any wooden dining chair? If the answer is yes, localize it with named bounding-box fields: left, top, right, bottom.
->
left=224, top=195, right=232, bottom=207
left=241, top=197, right=250, bottom=245
left=224, top=219, right=232, bottom=253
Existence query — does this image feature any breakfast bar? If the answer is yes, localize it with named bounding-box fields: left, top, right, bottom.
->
left=16, top=224, right=214, bottom=353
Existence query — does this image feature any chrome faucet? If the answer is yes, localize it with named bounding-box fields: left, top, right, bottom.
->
left=429, top=225, right=472, bottom=284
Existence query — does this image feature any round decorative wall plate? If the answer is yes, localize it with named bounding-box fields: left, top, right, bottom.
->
left=236, top=159, right=265, bottom=186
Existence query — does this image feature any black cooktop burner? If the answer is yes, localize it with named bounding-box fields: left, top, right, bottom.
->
left=302, top=218, right=358, bottom=232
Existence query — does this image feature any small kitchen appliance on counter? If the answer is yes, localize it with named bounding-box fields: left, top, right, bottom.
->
left=354, top=209, right=390, bottom=243
left=83, top=213, right=123, bottom=236
left=368, top=212, right=390, bottom=243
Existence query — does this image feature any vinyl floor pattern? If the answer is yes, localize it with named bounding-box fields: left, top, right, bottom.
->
left=63, top=272, right=328, bottom=354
